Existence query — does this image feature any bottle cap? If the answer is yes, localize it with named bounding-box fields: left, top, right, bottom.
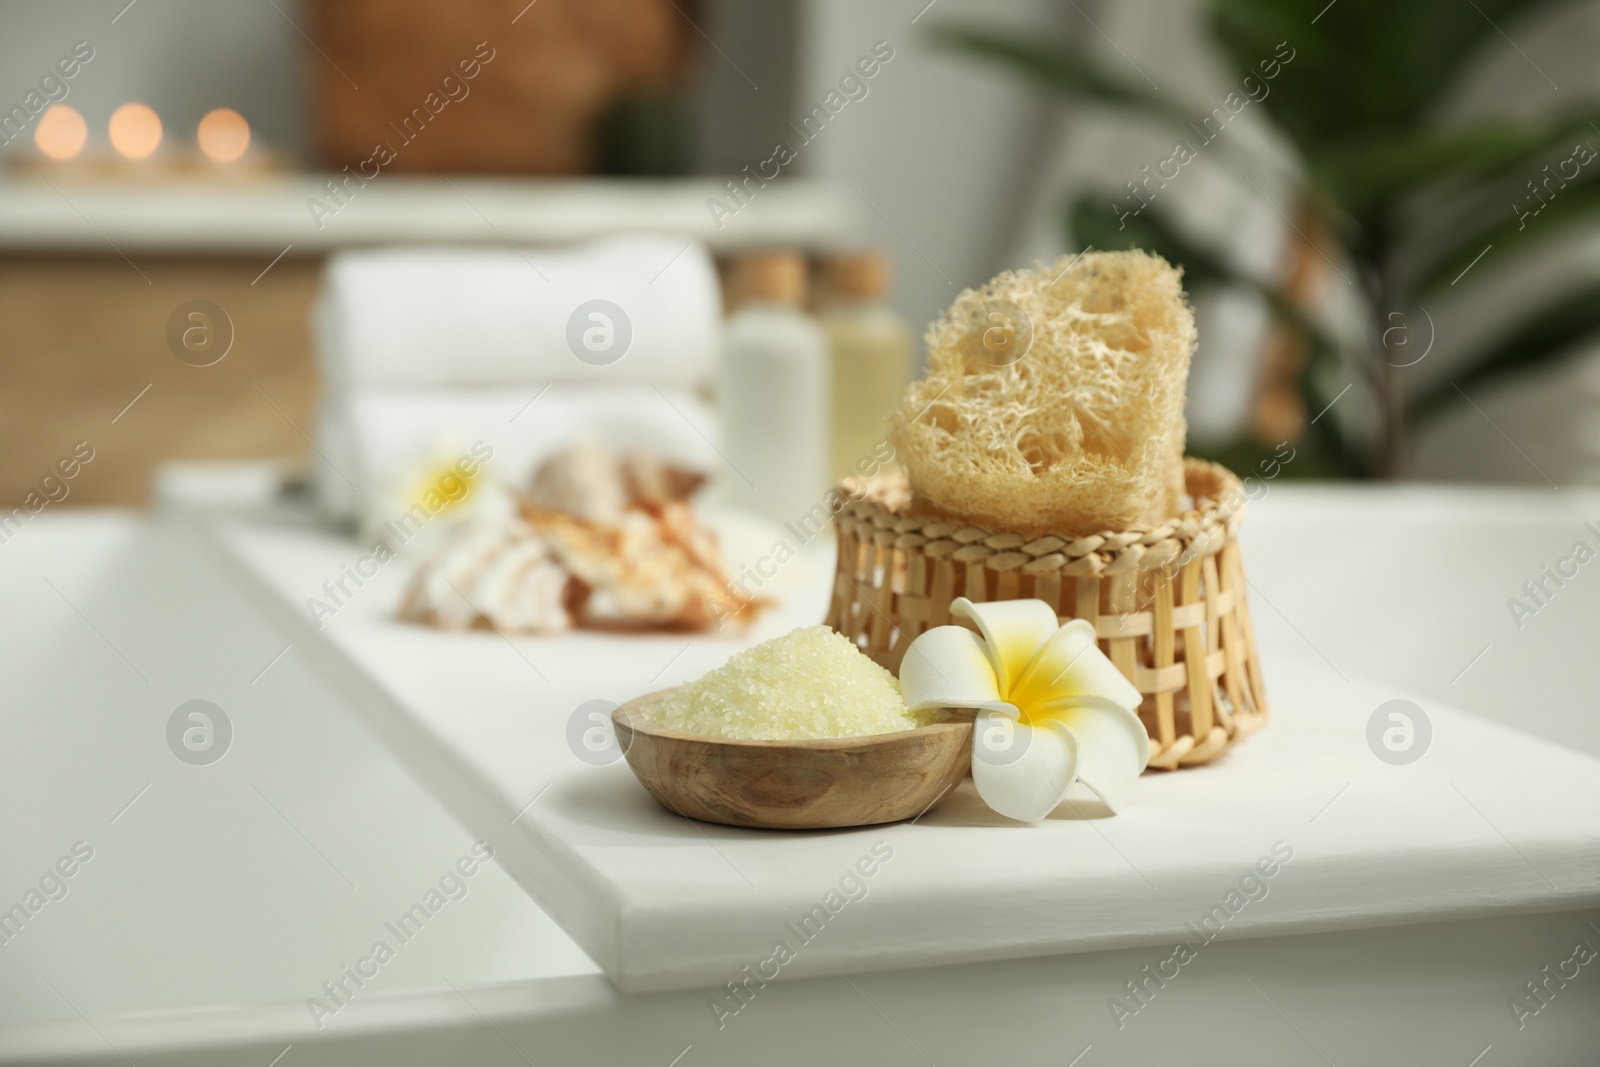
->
left=738, top=250, right=808, bottom=305
left=826, top=249, right=889, bottom=299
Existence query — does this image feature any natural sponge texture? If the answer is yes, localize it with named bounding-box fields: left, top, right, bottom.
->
left=889, top=250, right=1195, bottom=536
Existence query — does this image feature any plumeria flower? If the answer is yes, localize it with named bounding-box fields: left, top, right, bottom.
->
left=899, top=597, right=1149, bottom=821
left=364, top=434, right=506, bottom=555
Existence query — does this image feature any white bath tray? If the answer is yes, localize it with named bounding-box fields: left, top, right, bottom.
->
left=190, top=503, right=1600, bottom=993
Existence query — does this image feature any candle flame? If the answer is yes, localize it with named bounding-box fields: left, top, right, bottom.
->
left=109, top=102, right=162, bottom=160
left=197, top=107, right=250, bottom=164
left=35, top=105, right=88, bottom=161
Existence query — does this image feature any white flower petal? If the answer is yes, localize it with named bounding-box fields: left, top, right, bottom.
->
left=1010, top=618, right=1143, bottom=716
left=898, top=625, right=1001, bottom=712
left=950, top=597, right=1061, bottom=696
left=1043, top=701, right=1150, bottom=813
left=970, top=709, right=1080, bottom=822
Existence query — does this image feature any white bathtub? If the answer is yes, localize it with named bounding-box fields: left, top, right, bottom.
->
left=2, top=482, right=1597, bottom=1065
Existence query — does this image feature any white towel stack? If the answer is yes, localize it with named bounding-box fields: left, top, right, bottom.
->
left=312, top=236, right=724, bottom=535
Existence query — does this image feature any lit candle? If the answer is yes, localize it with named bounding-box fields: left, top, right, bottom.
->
left=108, top=102, right=162, bottom=160
left=197, top=107, right=250, bottom=164
left=35, top=104, right=87, bottom=161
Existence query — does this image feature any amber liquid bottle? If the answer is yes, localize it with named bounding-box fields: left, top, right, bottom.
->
left=819, top=251, right=912, bottom=481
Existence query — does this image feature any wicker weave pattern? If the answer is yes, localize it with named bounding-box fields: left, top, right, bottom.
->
left=826, top=458, right=1268, bottom=769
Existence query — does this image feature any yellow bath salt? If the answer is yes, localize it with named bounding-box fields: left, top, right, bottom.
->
left=646, top=625, right=938, bottom=740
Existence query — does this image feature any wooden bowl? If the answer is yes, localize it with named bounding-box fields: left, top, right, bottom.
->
left=612, top=690, right=973, bottom=830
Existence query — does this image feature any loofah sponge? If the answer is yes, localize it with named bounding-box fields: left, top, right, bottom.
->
left=889, top=250, right=1195, bottom=536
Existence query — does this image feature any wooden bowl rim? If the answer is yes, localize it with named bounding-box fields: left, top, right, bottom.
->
left=614, top=689, right=972, bottom=752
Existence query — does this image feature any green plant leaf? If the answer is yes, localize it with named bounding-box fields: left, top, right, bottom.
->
left=1412, top=170, right=1600, bottom=294
left=1317, top=117, right=1600, bottom=217
left=1067, top=193, right=1233, bottom=290
left=1410, top=282, right=1600, bottom=422
left=928, top=25, right=1198, bottom=130
left=1210, top=0, right=1572, bottom=158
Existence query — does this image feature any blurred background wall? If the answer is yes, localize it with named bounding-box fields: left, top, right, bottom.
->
left=4, top=0, right=1600, bottom=506
left=0, top=1, right=308, bottom=158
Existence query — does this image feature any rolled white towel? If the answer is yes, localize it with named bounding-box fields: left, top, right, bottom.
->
left=311, top=382, right=722, bottom=539
left=316, top=236, right=721, bottom=391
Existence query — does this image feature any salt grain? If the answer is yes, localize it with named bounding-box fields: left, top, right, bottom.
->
left=645, top=626, right=936, bottom=740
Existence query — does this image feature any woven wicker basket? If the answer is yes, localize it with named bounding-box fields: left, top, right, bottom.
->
left=826, top=458, right=1268, bottom=769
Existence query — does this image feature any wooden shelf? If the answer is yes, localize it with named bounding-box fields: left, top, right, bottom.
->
left=0, top=174, right=859, bottom=254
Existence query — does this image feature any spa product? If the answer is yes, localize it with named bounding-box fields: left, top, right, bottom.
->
left=528, top=440, right=706, bottom=524
left=829, top=251, right=1269, bottom=773
left=899, top=597, right=1149, bottom=821
left=522, top=501, right=745, bottom=630
left=526, top=438, right=629, bottom=523
left=718, top=251, right=830, bottom=525
left=399, top=443, right=755, bottom=633
left=819, top=250, right=911, bottom=480
left=398, top=514, right=576, bottom=632
left=644, top=625, right=937, bottom=740
left=829, top=457, right=1269, bottom=771
left=889, top=250, right=1195, bottom=535
left=615, top=692, right=971, bottom=830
